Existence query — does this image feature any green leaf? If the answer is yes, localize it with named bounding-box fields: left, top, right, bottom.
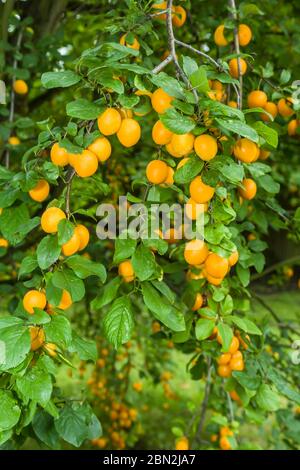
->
left=236, top=265, right=250, bottom=287
left=16, top=367, right=52, bottom=406
left=52, top=268, right=85, bottom=301
left=142, top=282, right=185, bottom=332
left=221, top=295, right=233, bottom=316
left=44, top=315, right=72, bottom=348
left=150, top=72, right=185, bottom=99
left=66, top=99, right=104, bottom=120
left=37, top=235, right=61, bottom=270
left=41, top=71, right=81, bottom=89
left=54, top=403, right=89, bottom=447
left=131, top=244, right=157, bottom=281
left=252, top=121, right=278, bottom=148
left=0, top=188, right=19, bottom=208
left=91, top=276, right=121, bottom=310
left=182, top=56, right=198, bottom=77
left=216, top=118, right=259, bottom=142
left=0, top=390, right=21, bottom=430
left=113, top=237, right=137, bottom=264
left=103, top=297, right=134, bottom=348
left=233, top=371, right=261, bottom=390
left=174, top=155, right=204, bottom=184
left=0, top=317, right=30, bottom=370
left=220, top=161, right=244, bottom=183
left=57, top=219, right=74, bottom=245
left=160, top=108, right=196, bottom=134
left=32, top=410, right=60, bottom=449
left=258, top=175, right=280, bottom=194
left=66, top=255, right=106, bottom=282
left=190, top=66, right=210, bottom=92
left=27, top=308, right=51, bottom=325
left=267, top=368, right=300, bottom=405
left=228, top=315, right=262, bottom=335
left=195, top=318, right=215, bottom=340
left=217, top=323, right=233, bottom=353
left=18, top=255, right=38, bottom=278
left=255, top=384, right=281, bottom=411
left=69, top=332, right=97, bottom=362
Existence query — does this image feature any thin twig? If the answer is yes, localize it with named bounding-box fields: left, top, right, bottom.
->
left=251, top=255, right=300, bottom=281
left=251, top=291, right=300, bottom=335
left=194, top=358, right=213, bottom=444
left=166, top=0, right=198, bottom=104
left=149, top=9, right=168, bottom=18
left=5, top=29, right=23, bottom=168
left=174, top=39, right=221, bottom=69
left=152, top=54, right=173, bottom=74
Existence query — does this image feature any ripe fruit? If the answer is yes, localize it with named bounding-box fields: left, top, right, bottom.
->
left=119, top=33, right=140, bottom=50
left=75, top=224, right=90, bottom=251
left=41, top=207, right=66, bottom=233
left=29, top=179, right=50, bottom=202
left=177, top=157, right=190, bottom=169
left=217, top=353, right=231, bottom=365
left=194, top=134, right=218, bottom=161
left=118, top=260, right=135, bottom=282
left=152, top=120, right=173, bottom=145
left=98, top=108, right=122, bottom=135
left=217, top=365, right=231, bottom=378
left=23, top=290, right=47, bottom=314
left=205, top=253, right=229, bottom=278
left=247, top=90, right=268, bottom=109
left=189, top=176, right=215, bottom=203
left=184, top=239, right=209, bottom=266
left=261, top=102, right=278, bottom=122
left=205, top=272, right=223, bottom=286
left=62, top=230, right=81, bottom=256
left=29, top=326, right=45, bottom=351
left=229, top=58, right=247, bottom=78
left=228, top=101, right=238, bottom=108
left=50, top=142, right=69, bottom=166
left=165, top=142, right=183, bottom=158
left=192, top=293, right=203, bottom=311
left=229, top=355, right=244, bottom=371
left=228, top=336, right=240, bottom=354
left=44, top=343, right=58, bottom=357
left=13, top=79, right=28, bottom=95
left=151, top=88, right=173, bottom=114
left=8, top=136, right=20, bottom=145
left=233, top=138, right=259, bottom=163
left=288, top=119, right=300, bottom=136
left=132, top=382, right=142, bottom=392
left=238, top=178, right=257, bottom=200
left=146, top=160, right=168, bottom=184
left=172, top=6, right=186, bottom=28
left=230, top=390, right=240, bottom=401
left=117, top=118, right=141, bottom=147
left=163, top=166, right=174, bottom=186
left=259, top=149, right=271, bottom=160
left=175, top=436, right=189, bottom=450
left=73, top=149, right=98, bottom=177
left=220, top=426, right=234, bottom=437
left=58, top=290, right=72, bottom=310
left=277, top=98, right=294, bottom=118
left=169, top=133, right=195, bottom=157
left=238, top=24, right=252, bottom=46
left=228, top=250, right=239, bottom=267
left=88, top=137, right=111, bottom=162
left=0, top=238, right=9, bottom=248
left=214, top=25, right=228, bottom=46
left=219, top=436, right=231, bottom=450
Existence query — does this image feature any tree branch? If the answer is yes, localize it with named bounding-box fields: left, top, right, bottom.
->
left=191, top=358, right=213, bottom=446
left=152, top=54, right=173, bottom=74
left=166, top=0, right=198, bottom=104
left=174, top=39, right=221, bottom=69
